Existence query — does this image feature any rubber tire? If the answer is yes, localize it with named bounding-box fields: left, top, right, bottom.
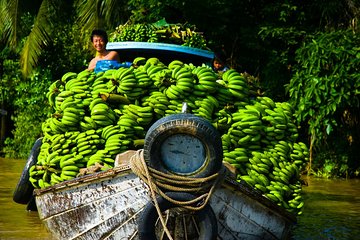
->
left=143, top=113, right=223, bottom=178
left=26, top=195, right=38, bottom=211
left=138, top=192, right=218, bottom=240
left=13, top=138, right=42, bottom=204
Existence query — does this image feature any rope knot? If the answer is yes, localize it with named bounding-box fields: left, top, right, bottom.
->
left=129, top=149, right=225, bottom=239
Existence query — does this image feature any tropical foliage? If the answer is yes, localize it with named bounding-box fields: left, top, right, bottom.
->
left=0, top=0, right=359, bottom=178
left=287, top=29, right=360, bottom=178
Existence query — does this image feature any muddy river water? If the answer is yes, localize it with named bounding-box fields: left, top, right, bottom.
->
left=1, top=157, right=359, bottom=239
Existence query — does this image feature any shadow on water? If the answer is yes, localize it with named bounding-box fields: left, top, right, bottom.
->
left=291, top=176, right=360, bottom=240
left=1, top=157, right=360, bottom=240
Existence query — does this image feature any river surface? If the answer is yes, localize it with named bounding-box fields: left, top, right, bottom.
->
left=1, top=157, right=360, bottom=240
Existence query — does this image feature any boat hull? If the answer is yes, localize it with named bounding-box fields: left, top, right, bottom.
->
left=35, top=166, right=295, bottom=240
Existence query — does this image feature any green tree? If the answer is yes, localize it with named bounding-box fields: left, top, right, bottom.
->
left=0, top=0, right=130, bottom=78
left=287, top=29, right=360, bottom=177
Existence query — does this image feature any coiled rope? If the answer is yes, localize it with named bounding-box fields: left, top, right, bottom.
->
left=129, top=149, right=224, bottom=239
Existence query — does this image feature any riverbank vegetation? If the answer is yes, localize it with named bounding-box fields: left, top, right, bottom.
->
left=0, top=0, right=359, bottom=178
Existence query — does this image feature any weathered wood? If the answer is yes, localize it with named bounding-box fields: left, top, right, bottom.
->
left=34, top=166, right=295, bottom=240
left=211, top=180, right=293, bottom=239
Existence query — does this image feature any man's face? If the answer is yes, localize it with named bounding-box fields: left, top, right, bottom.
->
left=92, top=35, right=106, bottom=52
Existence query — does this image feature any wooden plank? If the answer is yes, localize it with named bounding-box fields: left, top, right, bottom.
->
left=37, top=171, right=139, bottom=219
left=35, top=171, right=150, bottom=239
left=210, top=182, right=293, bottom=239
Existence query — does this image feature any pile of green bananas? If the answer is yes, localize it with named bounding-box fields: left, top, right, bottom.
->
left=109, top=22, right=208, bottom=50
left=34, top=57, right=308, bottom=216
left=221, top=96, right=308, bottom=215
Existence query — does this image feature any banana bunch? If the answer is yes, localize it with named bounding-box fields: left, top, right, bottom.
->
left=109, top=22, right=208, bottom=49
left=172, top=65, right=195, bottom=92
left=117, top=113, right=137, bottom=132
left=61, top=71, right=78, bottom=82
left=46, top=79, right=65, bottom=108
left=41, top=116, right=64, bottom=135
left=123, top=104, right=153, bottom=127
left=192, top=66, right=218, bottom=94
left=89, top=98, right=117, bottom=127
left=29, top=131, right=85, bottom=188
left=29, top=164, right=55, bottom=189
left=164, top=84, right=186, bottom=100
left=163, top=66, right=195, bottom=100
left=261, top=106, right=298, bottom=143
left=144, top=91, right=169, bottom=118
left=114, top=67, right=139, bottom=99
left=103, top=126, right=132, bottom=156
left=221, top=133, right=232, bottom=152
left=59, top=154, right=83, bottom=181
left=91, top=72, right=113, bottom=97
left=145, top=59, right=167, bottom=80
left=58, top=70, right=94, bottom=108
left=61, top=103, right=86, bottom=129
left=193, top=95, right=219, bottom=121
left=219, top=96, right=309, bottom=215
left=164, top=99, right=186, bottom=116
left=223, top=147, right=249, bottom=174
left=213, top=108, right=233, bottom=131
left=117, top=114, right=146, bottom=139
left=74, top=129, right=104, bottom=160
left=168, top=60, right=184, bottom=70
left=64, top=70, right=93, bottom=91
left=87, top=149, right=115, bottom=169
left=182, top=32, right=208, bottom=49
left=229, top=144, right=306, bottom=215
left=149, top=67, right=171, bottom=94
left=134, top=67, right=152, bottom=89
left=79, top=115, right=97, bottom=131
left=110, top=23, right=158, bottom=43
left=53, top=90, right=75, bottom=112
left=290, top=142, right=309, bottom=169
left=229, top=107, right=263, bottom=149
left=214, top=85, right=235, bottom=108
left=132, top=57, right=147, bottom=68
left=124, top=68, right=153, bottom=100
left=221, top=69, right=250, bottom=101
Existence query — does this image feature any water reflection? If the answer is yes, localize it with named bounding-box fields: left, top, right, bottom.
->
left=291, top=176, right=360, bottom=240
left=0, top=157, right=51, bottom=239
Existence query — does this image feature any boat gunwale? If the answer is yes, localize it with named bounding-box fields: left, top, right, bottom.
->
left=33, top=165, right=132, bottom=195
left=34, top=164, right=297, bottom=224
left=222, top=171, right=297, bottom=223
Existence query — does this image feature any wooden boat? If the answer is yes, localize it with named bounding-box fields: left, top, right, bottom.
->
left=34, top=158, right=295, bottom=240
left=16, top=43, right=297, bottom=239
left=33, top=113, right=296, bottom=240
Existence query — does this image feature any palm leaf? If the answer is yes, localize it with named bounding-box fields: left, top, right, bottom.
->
left=75, top=0, right=102, bottom=32
left=20, top=0, right=54, bottom=77
left=99, top=0, right=129, bottom=28
left=0, top=0, right=19, bottom=48
left=75, top=0, right=128, bottom=32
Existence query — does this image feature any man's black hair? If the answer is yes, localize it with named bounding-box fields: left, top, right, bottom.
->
left=91, top=29, right=108, bottom=43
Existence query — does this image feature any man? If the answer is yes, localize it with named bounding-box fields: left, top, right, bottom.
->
left=88, top=29, right=120, bottom=71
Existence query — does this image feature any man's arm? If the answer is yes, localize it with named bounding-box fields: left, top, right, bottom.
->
left=107, top=51, right=120, bottom=62
left=88, top=58, right=97, bottom=70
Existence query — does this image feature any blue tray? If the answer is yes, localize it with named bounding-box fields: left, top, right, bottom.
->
left=106, top=42, right=214, bottom=65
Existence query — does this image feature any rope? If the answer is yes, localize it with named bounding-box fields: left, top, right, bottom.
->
left=129, top=149, right=225, bottom=239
